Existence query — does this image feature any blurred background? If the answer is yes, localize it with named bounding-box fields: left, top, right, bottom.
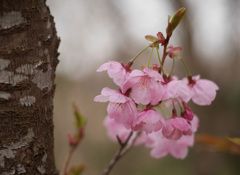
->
left=46, top=0, right=240, bottom=174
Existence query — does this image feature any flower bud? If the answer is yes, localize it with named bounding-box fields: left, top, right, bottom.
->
left=72, top=103, right=86, bottom=128
left=171, top=7, right=187, bottom=31
left=69, top=165, right=85, bottom=175
left=145, top=35, right=158, bottom=42
left=157, top=32, right=165, bottom=44
left=67, top=132, right=78, bottom=146
left=182, top=102, right=194, bottom=121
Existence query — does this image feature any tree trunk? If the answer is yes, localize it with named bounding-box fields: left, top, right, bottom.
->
left=0, top=0, right=59, bottom=174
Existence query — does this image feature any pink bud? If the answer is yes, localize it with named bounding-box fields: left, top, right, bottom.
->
left=67, top=132, right=79, bottom=147
left=67, top=132, right=74, bottom=145
left=157, top=32, right=165, bottom=44
left=182, top=103, right=194, bottom=121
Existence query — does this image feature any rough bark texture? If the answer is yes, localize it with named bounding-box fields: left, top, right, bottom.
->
left=0, top=0, right=59, bottom=174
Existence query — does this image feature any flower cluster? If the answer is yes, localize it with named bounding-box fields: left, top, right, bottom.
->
left=94, top=8, right=219, bottom=159
left=94, top=61, right=218, bottom=159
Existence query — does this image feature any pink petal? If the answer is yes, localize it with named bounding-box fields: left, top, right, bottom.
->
left=133, top=110, right=164, bottom=133
left=124, top=69, right=164, bottom=105
left=192, top=79, right=219, bottom=105
left=97, top=61, right=128, bottom=88
left=104, top=116, right=131, bottom=142
left=165, top=80, right=193, bottom=102
left=122, top=69, right=145, bottom=93
left=94, top=95, right=109, bottom=102
left=130, top=77, right=152, bottom=105
left=107, top=98, right=137, bottom=129
left=94, top=87, right=126, bottom=103
left=190, top=115, right=199, bottom=133
left=143, top=67, right=163, bottom=82
left=170, top=117, right=191, bottom=132
left=170, top=136, right=193, bottom=159
left=162, top=117, right=192, bottom=140
left=148, top=131, right=195, bottom=159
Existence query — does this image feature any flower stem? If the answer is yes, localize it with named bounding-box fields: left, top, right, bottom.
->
left=175, top=98, right=184, bottom=113
left=161, top=36, right=171, bottom=66
left=169, top=57, right=175, bottom=77
left=148, top=46, right=155, bottom=67
left=156, top=47, right=165, bottom=74
left=161, top=44, right=168, bottom=66
left=131, top=44, right=151, bottom=63
left=180, top=58, right=191, bottom=76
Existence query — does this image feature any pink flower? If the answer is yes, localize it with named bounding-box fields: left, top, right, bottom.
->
left=104, top=116, right=146, bottom=146
left=97, top=61, right=130, bottom=88
left=190, top=115, right=199, bottom=133
left=132, top=109, right=165, bottom=134
left=163, top=77, right=193, bottom=103
left=122, top=68, right=165, bottom=105
left=162, top=117, right=192, bottom=140
left=94, top=87, right=137, bottom=128
left=146, top=116, right=199, bottom=159
left=187, top=75, right=219, bottom=105
left=166, top=45, right=182, bottom=59
left=147, top=131, right=195, bottom=159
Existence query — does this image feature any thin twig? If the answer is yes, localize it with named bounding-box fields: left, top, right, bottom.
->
left=161, top=44, right=168, bottom=66
left=121, top=131, right=142, bottom=157
left=61, top=146, right=76, bottom=175
left=102, top=131, right=141, bottom=175
left=161, top=36, right=170, bottom=66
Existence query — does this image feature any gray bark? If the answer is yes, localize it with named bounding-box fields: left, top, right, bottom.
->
left=0, top=0, right=59, bottom=174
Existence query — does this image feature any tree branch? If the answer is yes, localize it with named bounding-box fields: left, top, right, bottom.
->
left=102, top=131, right=141, bottom=175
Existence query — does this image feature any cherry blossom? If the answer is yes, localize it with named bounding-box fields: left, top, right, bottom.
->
left=148, top=132, right=194, bottom=159
left=94, top=7, right=218, bottom=162
left=94, top=87, right=137, bottom=128
left=146, top=116, right=199, bottom=159
left=122, top=68, right=165, bottom=105
left=163, top=77, right=193, bottom=103
left=166, top=45, right=182, bottom=59
left=186, top=75, right=219, bottom=105
left=97, top=61, right=130, bottom=88
left=132, top=109, right=165, bottom=134
left=162, top=117, right=192, bottom=140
